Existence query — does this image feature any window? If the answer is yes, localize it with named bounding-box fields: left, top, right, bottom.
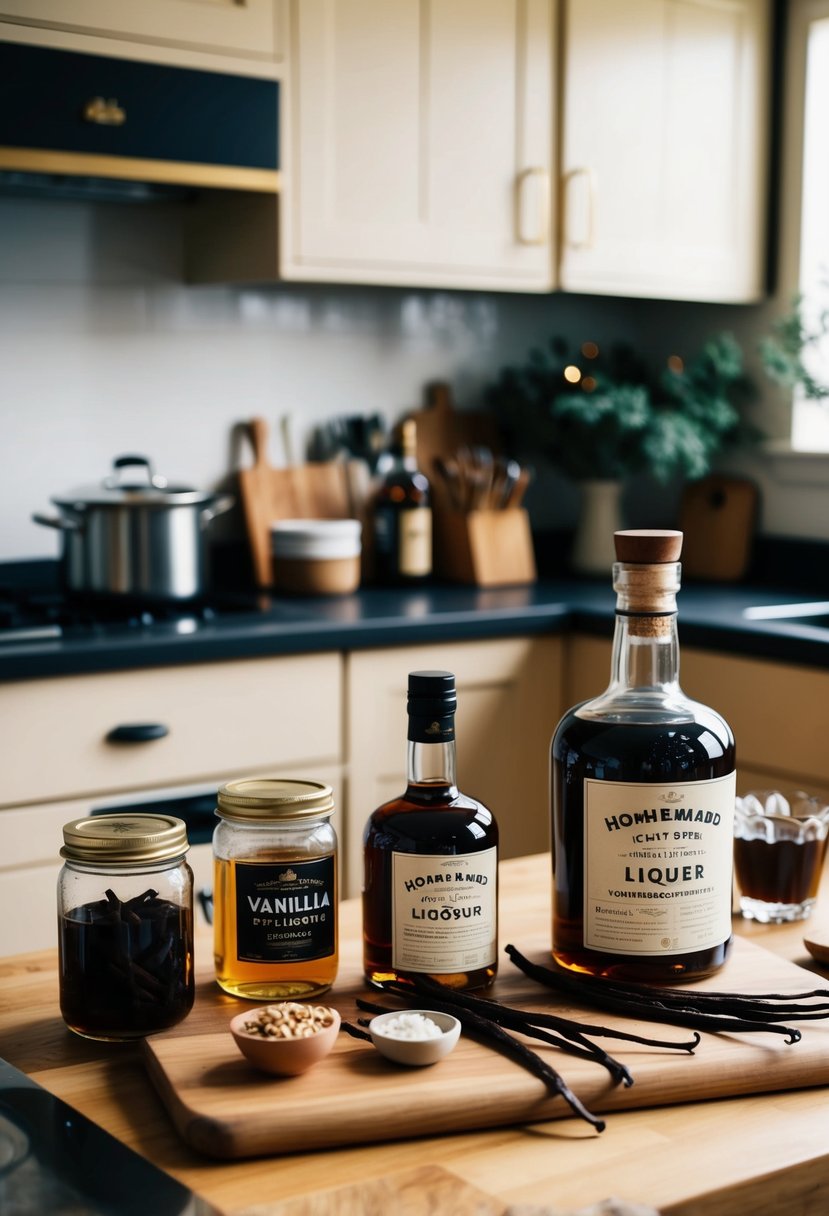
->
left=787, top=2, right=829, bottom=450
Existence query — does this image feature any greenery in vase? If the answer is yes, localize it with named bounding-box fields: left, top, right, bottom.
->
left=759, top=291, right=829, bottom=403
left=486, top=333, right=758, bottom=483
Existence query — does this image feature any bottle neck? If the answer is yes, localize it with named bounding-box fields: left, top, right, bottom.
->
left=608, top=610, right=680, bottom=693
left=579, top=560, right=692, bottom=722
left=406, top=738, right=458, bottom=796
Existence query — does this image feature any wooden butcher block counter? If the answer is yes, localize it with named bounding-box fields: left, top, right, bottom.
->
left=3, top=854, right=829, bottom=1216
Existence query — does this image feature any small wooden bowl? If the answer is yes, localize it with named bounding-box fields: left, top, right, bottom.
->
left=368, top=1009, right=461, bottom=1067
left=803, top=933, right=829, bottom=966
left=230, top=1006, right=341, bottom=1076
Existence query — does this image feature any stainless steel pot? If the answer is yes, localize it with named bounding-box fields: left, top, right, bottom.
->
left=33, top=455, right=234, bottom=601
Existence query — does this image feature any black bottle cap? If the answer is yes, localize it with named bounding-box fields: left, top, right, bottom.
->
left=407, top=670, right=456, bottom=741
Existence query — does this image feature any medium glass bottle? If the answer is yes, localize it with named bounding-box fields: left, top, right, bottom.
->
left=363, top=670, right=498, bottom=991
left=551, top=530, right=736, bottom=982
left=372, top=418, right=432, bottom=584
left=213, top=778, right=338, bottom=1000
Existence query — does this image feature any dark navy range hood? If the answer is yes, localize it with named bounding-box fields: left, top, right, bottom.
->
left=0, top=40, right=279, bottom=199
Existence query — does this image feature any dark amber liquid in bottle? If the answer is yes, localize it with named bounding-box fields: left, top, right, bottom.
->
left=373, top=421, right=431, bottom=584
left=363, top=780, right=498, bottom=991
left=552, top=713, right=735, bottom=982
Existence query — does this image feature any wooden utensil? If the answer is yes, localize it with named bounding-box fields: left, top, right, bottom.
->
left=237, top=417, right=352, bottom=587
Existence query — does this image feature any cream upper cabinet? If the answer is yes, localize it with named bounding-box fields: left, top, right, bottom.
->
left=280, top=0, right=556, bottom=291
left=559, top=0, right=771, bottom=302
left=0, top=0, right=283, bottom=71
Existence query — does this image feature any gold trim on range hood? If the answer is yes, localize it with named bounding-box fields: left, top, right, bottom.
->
left=0, top=146, right=280, bottom=193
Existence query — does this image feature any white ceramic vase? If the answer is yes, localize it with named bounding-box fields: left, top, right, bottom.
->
left=572, top=479, right=623, bottom=576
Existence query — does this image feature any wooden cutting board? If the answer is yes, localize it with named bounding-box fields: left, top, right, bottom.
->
left=143, top=935, right=829, bottom=1161
left=238, top=417, right=353, bottom=587
left=679, top=475, right=759, bottom=582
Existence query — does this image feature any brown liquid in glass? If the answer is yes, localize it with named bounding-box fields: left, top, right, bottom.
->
left=734, top=836, right=826, bottom=904
left=363, top=781, right=498, bottom=991
left=552, top=713, right=735, bottom=982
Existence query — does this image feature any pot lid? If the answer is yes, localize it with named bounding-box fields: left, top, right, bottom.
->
left=52, top=455, right=217, bottom=508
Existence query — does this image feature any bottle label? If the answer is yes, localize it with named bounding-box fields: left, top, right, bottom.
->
left=234, top=856, right=336, bottom=963
left=582, top=772, right=736, bottom=955
left=398, top=507, right=432, bottom=576
left=391, top=848, right=497, bottom=973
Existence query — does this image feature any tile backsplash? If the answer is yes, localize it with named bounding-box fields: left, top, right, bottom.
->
left=0, top=193, right=815, bottom=562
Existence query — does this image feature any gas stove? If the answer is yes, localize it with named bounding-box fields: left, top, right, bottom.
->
left=0, top=578, right=263, bottom=645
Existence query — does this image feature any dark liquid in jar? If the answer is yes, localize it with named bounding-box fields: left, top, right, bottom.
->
left=734, top=836, right=826, bottom=904
left=552, top=715, right=735, bottom=982
left=59, top=888, right=194, bottom=1040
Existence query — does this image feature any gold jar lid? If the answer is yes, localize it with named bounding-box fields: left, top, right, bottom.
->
left=61, top=813, right=189, bottom=864
left=217, top=778, right=335, bottom=823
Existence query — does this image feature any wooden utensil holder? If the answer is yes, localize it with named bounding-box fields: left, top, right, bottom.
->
left=437, top=508, right=536, bottom=587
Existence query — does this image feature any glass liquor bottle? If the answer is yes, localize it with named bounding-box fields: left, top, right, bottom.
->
left=372, top=418, right=432, bottom=584
left=363, top=670, right=498, bottom=991
left=551, top=529, right=735, bottom=982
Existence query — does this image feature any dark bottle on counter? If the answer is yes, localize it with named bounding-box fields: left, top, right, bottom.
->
left=372, top=418, right=432, bottom=584
left=363, top=670, right=498, bottom=991
left=551, top=530, right=735, bottom=982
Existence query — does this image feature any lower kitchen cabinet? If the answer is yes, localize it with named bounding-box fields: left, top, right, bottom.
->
left=345, top=636, right=564, bottom=898
left=565, top=634, right=829, bottom=802
left=0, top=653, right=344, bottom=956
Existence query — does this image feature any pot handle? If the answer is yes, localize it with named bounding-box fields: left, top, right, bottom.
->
left=32, top=512, right=81, bottom=532
left=104, top=455, right=168, bottom=490
left=200, top=494, right=235, bottom=527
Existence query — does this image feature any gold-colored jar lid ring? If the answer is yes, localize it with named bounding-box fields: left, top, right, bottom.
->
left=61, top=813, right=189, bottom=864
left=217, top=777, right=335, bottom=823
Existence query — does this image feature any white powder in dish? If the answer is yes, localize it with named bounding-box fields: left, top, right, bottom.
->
left=379, top=1012, right=443, bottom=1041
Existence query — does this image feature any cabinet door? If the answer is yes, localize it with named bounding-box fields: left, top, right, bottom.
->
left=0, top=653, right=342, bottom=809
left=345, top=636, right=564, bottom=897
left=0, top=0, right=279, bottom=61
left=281, top=0, right=556, bottom=291
left=559, top=0, right=770, bottom=302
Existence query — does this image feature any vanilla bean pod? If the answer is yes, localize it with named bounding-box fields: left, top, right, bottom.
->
left=506, top=946, right=808, bottom=1044
left=410, top=974, right=699, bottom=1059
left=355, top=995, right=605, bottom=1131
left=401, top=978, right=634, bottom=1085
left=561, top=972, right=829, bottom=1021
left=341, top=1020, right=372, bottom=1043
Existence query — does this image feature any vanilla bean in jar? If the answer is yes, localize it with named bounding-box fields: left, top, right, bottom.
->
left=58, top=814, right=194, bottom=1041
left=213, top=778, right=338, bottom=1000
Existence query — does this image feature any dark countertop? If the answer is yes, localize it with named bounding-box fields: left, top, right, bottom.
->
left=4, top=576, right=829, bottom=681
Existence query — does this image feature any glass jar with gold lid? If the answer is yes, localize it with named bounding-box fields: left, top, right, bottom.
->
left=58, top=813, right=194, bottom=1041
left=213, top=777, right=338, bottom=999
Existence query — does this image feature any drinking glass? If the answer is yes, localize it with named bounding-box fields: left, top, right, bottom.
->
left=734, top=790, right=829, bottom=923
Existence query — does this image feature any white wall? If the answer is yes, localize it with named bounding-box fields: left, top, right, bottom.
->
left=0, top=193, right=820, bottom=562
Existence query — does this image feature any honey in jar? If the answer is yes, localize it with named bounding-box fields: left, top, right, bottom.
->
left=213, top=778, right=338, bottom=999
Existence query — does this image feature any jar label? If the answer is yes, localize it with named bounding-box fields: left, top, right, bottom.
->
left=234, top=856, right=336, bottom=963
left=583, top=772, right=736, bottom=955
left=391, top=848, right=497, bottom=973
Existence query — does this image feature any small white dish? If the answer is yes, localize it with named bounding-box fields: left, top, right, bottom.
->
left=368, top=1009, right=461, bottom=1067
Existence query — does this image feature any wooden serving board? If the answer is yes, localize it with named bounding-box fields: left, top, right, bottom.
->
left=143, top=934, right=829, bottom=1161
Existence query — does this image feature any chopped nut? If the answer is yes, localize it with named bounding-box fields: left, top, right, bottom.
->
left=242, top=1001, right=335, bottom=1039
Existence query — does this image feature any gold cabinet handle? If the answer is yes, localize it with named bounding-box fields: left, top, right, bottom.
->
left=562, top=167, right=596, bottom=250
left=83, top=97, right=126, bottom=126
left=515, top=166, right=551, bottom=246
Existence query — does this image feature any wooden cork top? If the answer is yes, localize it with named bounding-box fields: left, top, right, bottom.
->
left=614, top=529, right=683, bottom=564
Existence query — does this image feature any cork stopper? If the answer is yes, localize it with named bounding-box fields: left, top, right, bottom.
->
left=614, top=529, right=683, bottom=564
